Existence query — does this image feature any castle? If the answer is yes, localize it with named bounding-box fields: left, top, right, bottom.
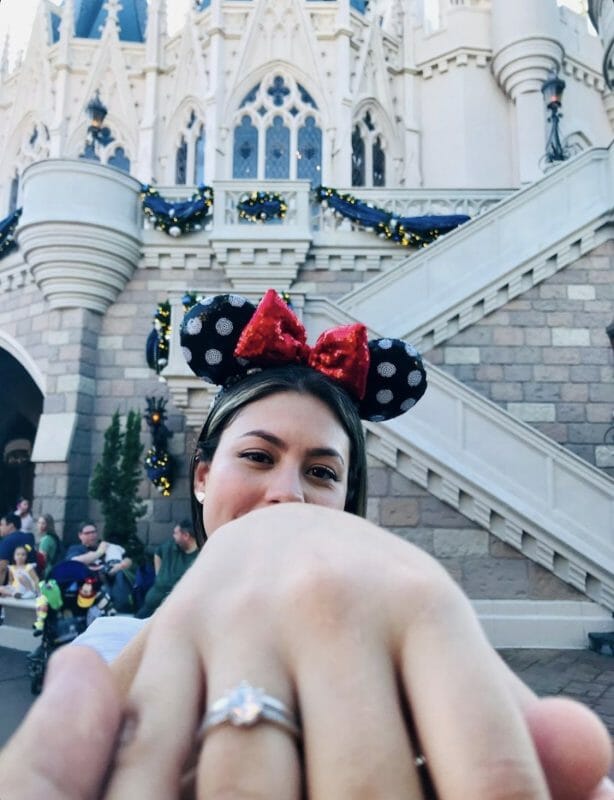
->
left=0, top=0, right=613, bottom=647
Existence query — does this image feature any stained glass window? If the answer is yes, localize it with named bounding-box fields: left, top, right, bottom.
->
left=297, top=116, right=322, bottom=185
left=265, top=116, right=290, bottom=179
left=233, top=116, right=258, bottom=178
left=232, top=73, right=322, bottom=180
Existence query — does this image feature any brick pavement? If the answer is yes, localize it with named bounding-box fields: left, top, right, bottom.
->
left=500, top=648, right=614, bottom=735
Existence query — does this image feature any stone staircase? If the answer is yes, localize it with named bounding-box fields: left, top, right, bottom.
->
left=304, top=144, right=614, bottom=614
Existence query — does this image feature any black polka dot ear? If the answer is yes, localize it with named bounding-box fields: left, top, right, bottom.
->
left=358, top=339, right=427, bottom=421
left=180, top=294, right=257, bottom=386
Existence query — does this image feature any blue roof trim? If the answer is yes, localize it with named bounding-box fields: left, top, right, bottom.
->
left=73, top=0, right=147, bottom=42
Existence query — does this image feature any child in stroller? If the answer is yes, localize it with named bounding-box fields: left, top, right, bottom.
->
left=27, top=560, right=116, bottom=695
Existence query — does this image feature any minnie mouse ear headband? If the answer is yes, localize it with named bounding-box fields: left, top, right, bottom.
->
left=180, top=289, right=427, bottom=421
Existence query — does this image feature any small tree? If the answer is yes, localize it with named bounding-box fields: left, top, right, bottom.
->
left=90, top=410, right=146, bottom=560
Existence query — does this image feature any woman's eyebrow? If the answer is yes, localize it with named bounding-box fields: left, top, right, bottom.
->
left=239, top=430, right=345, bottom=464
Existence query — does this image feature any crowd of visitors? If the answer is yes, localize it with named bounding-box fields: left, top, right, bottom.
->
left=0, top=496, right=196, bottom=616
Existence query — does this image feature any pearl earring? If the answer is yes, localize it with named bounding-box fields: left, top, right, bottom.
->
left=195, top=491, right=205, bottom=504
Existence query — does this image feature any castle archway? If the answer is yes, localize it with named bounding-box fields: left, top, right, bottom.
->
left=0, top=346, right=44, bottom=515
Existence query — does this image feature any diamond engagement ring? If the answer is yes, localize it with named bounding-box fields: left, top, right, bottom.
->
left=199, top=681, right=302, bottom=741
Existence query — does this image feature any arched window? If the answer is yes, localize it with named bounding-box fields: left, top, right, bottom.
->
left=233, top=116, right=258, bottom=179
left=297, top=116, right=322, bottom=184
left=108, top=147, right=131, bottom=173
left=194, top=125, right=205, bottom=184
left=352, top=126, right=365, bottom=186
left=373, top=136, right=385, bottom=187
left=176, top=136, right=188, bottom=184
left=172, top=110, right=206, bottom=185
left=265, top=116, right=290, bottom=179
left=232, top=73, right=322, bottom=181
left=351, top=110, right=387, bottom=187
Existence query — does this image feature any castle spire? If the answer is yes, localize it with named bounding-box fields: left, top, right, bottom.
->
left=103, top=0, right=123, bottom=37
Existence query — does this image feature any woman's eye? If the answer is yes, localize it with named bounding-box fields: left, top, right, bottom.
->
left=240, top=451, right=271, bottom=464
left=309, top=465, right=338, bottom=481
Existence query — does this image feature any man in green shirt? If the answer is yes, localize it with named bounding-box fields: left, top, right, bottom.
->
left=135, top=520, right=200, bottom=618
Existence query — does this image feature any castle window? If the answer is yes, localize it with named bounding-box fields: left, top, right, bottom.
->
left=297, top=116, right=322, bottom=184
left=373, top=136, right=385, bottom=186
left=352, top=110, right=387, bottom=187
left=265, top=116, right=290, bottom=179
left=173, top=109, right=206, bottom=185
left=232, top=73, right=322, bottom=181
left=352, top=126, right=365, bottom=186
left=176, top=136, right=188, bottom=184
left=233, top=116, right=258, bottom=179
left=194, top=126, right=205, bottom=184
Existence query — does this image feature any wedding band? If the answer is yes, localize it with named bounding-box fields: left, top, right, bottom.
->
left=199, top=680, right=301, bottom=741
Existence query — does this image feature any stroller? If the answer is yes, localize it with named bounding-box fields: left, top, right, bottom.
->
left=26, top=560, right=116, bottom=695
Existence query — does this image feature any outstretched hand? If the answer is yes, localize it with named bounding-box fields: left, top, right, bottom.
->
left=0, top=505, right=611, bottom=800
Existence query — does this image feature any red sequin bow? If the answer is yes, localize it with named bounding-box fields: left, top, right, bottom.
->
left=234, top=289, right=370, bottom=400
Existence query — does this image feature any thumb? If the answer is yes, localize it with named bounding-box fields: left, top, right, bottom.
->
left=0, top=646, right=121, bottom=800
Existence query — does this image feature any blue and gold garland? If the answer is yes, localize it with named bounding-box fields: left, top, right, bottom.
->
left=145, top=300, right=171, bottom=375
left=141, top=184, right=213, bottom=237
left=314, top=186, right=469, bottom=247
left=0, top=208, right=22, bottom=259
left=237, top=191, right=287, bottom=223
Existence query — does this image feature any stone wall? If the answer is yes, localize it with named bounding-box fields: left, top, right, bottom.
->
left=366, top=458, right=585, bottom=602
left=426, top=240, right=614, bottom=477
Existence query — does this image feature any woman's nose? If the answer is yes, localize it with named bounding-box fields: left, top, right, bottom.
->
left=264, top=470, right=304, bottom=504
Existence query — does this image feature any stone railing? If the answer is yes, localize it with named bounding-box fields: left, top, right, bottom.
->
left=304, top=298, right=614, bottom=612
left=143, top=183, right=510, bottom=235
left=339, top=144, right=614, bottom=348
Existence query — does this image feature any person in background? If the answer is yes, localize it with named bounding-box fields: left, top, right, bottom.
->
left=67, top=522, right=134, bottom=612
left=0, top=545, right=40, bottom=599
left=35, top=514, right=64, bottom=579
left=0, top=513, right=36, bottom=587
left=135, top=519, right=200, bottom=618
left=14, top=498, right=33, bottom=534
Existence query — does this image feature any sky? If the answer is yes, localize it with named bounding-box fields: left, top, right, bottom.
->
left=0, top=0, right=191, bottom=67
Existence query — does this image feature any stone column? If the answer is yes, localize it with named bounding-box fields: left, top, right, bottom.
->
left=491, top=0, right=563, bottom=184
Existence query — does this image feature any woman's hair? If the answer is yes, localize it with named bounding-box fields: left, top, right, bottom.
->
left=38, top=513, right=56, bottom=535
left=189, top=365, right=368, bottom=545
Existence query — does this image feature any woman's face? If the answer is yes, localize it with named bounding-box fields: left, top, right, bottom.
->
left=194, top=392, right=351, bottom=536
left=37, top=517, right=47, bottom=534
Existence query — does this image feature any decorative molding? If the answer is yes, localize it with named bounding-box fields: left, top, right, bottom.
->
left=419, top=48, right=492, bottom=79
